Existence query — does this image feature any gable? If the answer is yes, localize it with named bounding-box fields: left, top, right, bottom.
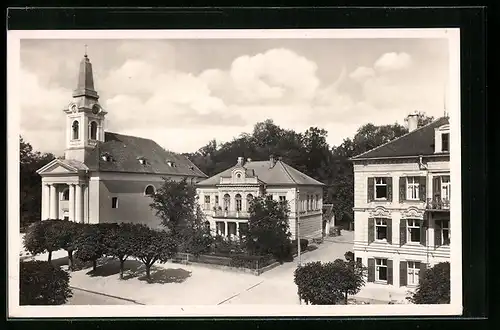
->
left=37, top=159, right=79, bottom=175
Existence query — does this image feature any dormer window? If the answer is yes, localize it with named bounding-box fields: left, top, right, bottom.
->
left=101, top=152, right=113, bottom=162
left=441, top=133, right=449, bottom=152
left=167, top=161, right=176, bottom=167
left=137, top=157, right=147, bottom=165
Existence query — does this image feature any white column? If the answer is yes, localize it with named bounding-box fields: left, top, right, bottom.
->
left=75, top=184, right=83, bottom=223
left=49, top=184, right=58, bottom=219
left=41, top=184, right=50, bottom=220
left=224, top=221, right=228, bottom=237
left=236, top=222, right=240, bottom=238
left=68, top=184, right=75, bottom=221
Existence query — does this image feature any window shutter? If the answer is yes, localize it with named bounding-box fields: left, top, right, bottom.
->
left=367, top=258, right=375, bottom=282
left=399, top=177, right=406, bottom=203
left=399, top=261, right=407, bottom=287
left=400, top=219, right=407, bottom=246
left=420, top=220, right=427, bottom=246
left=434, top=221, right=442, bottom=248
left=419, top=176, right=427, bottom=201
left=419, top=262, right=428, bottom=282
left=433, top=176, right=441, bottom=202
left=387, top=259, right=393, bottom=285
left=367, top=177, right=374, bottom=202
left=386, top=219, right=392, bottom=244
left=368, top=218, right=375, bottom=244
left=387, top=177, right=393, bottom=201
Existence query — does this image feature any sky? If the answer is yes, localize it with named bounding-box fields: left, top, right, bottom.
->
left=19, top=37, right=450, bottom=155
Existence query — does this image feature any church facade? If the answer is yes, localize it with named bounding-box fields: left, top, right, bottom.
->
left=36, top=53, right=207, bottom=227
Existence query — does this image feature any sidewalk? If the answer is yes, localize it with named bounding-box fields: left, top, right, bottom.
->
left=323, top=230, right=354, bottom=244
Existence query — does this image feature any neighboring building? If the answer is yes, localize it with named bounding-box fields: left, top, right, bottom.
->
left=36, top=53, right=207, bottom=228
left=196, top=156, right=325, bottom=240
left=351, top=113, right=451, bottom=301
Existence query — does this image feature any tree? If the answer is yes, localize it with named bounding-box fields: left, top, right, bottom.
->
left=57, top=220, right=83, bottom=271
left=23, top=221, right=47, bottom=257
left=130, top=225, right=177, bottom=281
left=33, top=219, right=67, bottom=263
left=294, top=258, right=366, bottom=305
left=408, top=262, right=450, bottom=304
left=20, top=260, right=72, bottom=305
left=102, top=222, right=135, bottom=279
left=20, top=136, right=55, bottom=230
left=241, top=196, right=291, bottom=261
left=74, top=224, right=106, bottom=271
left=150, top=178, right=198, bottom=243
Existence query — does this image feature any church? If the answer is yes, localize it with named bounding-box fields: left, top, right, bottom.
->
left=36, top=53, right=207, bottom=227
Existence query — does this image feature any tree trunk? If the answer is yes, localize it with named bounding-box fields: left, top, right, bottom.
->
left=92, top=259, right=97, bottom=271
left=119, top=258, right=125, bottom=280
left=145, top=264, right=151, bottom=280
left=345, top=291, right=348, bottom=305
left=68, top=250, right=74, bottom=271
left=48, top=251, right=52, bottom=264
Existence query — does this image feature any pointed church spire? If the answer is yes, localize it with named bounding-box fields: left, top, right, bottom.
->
left=72, top=48, right=99, bottom=99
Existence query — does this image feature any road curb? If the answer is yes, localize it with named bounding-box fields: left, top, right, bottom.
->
left=70, top=286, right=145, bottom=305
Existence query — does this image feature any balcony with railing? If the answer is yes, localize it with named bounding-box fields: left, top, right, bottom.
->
left=425, top=197, right=450, bottom=211
left=211, top=209, right=251, bottom=219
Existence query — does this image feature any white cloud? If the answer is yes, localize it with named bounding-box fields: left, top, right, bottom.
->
left=374, top=52, right=412, bottom=72
left=349, top=66, right=375, bottom=80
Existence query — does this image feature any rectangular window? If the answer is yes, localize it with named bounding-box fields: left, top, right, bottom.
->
left=442, top=133, right=450, bottom=152
left=236, top=199, right=242, bottom=211
left=437, top=219, right=451, bottom=245
left=267, top=195, right=273, bottom=201
left=63, top=216, right=69, bottom=221
left=215, top=195, right=219, bottom=205
left=407, top=219, right=421, bottom=243
left=375, top=218, right=388, bottom=241
left=375, top=177, right=388, bottom=199
left=279, top=196, right=287, bottom=204
left=407, top=261, right=421, bottom=286
left=406, top=177, right=420, bottom=200
left=375, top=258, right=388, bottom=282
left=227, top=222, right=237, bottom=237
left=441, top=176, right=451, bottom=205
left=204, top=195, right=211, bottom=210
left=111, top=197, right=118, bottom=209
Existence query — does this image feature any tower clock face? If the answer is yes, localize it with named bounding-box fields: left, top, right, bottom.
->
left=92, top=104, right=100, bottom=115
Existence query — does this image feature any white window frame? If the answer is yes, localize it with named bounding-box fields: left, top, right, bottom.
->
left=375, top=218, right=388, bottom=241
left=407, top=261, right=421, bottom=286
left=204, top=195, right=211, bottom=210
left=438, top=219, right=451, bottom=246
left=235, top=194, right=242, bottom=212
left=407, top=219, right=421, bottom=243
left=374, top=177, right=388, bottom=200
left=375, top=258, right=388, bottom=283
left=406, top=177, right=420, bottom=200
left=441, top=176, right=451, bottom=204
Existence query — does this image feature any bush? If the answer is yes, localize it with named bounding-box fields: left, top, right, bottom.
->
left=291, top=238, right=309, bottom=252
left=20, top=260, right=72, bottom=305
left=344, top=251, right=354, bottom=262
left=408, top=262, right=450, bottom=304
left=230, top=254, right=275, bottom=269
left=23, top=221, right=47, bottom=256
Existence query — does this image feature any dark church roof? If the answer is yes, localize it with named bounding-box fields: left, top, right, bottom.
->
left=85, top=132, right=207, bottom=177
left=197, top=159, right=324, bottom=187
left=351, top=116, right=450, bottom=160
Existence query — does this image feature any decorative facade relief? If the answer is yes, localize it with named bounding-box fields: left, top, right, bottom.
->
left=369, top=206, right=391, bottom=218
left=401, top=206, right=425, bottom=219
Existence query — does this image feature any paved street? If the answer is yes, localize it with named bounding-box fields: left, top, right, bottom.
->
left=66, top=288, right=138, bottom=305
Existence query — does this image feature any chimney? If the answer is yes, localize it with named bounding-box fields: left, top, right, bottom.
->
left=237, top=156, right=244, bottom=166
left=407, top=111, right=419, bottom=132
left=269, top=154, right=276, bottom=168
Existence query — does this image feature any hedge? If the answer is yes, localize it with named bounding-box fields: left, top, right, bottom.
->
left=20, top=260, right=72, bottom=305
left=291, top=239, right=309, bottom=254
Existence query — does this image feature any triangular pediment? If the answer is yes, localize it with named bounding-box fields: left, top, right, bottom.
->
left=37, top=159, right=79, bottom=175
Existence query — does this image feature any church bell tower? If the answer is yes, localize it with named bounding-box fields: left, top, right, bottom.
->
left=64, top=50, right=107, bottom=163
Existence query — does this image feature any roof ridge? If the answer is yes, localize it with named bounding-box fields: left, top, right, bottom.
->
left=351, top=116, right=446, bottom=160
left=277, top=160, right=297, bottom=184
left=105, top=131, right=156, bottom=143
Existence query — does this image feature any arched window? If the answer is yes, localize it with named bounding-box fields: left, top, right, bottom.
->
left=235, top=194, right=242, bottom=211
left=61, top=188, right=70, bottom=201
left=246, top=194, right=253, bottom=211
left=223, top=194, right=230, bottom=211
left=72, top=121, right=79, bottom=140
left=144, top=185, right=155, bottom=196
left=90, top=121, right=98, bottom=140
